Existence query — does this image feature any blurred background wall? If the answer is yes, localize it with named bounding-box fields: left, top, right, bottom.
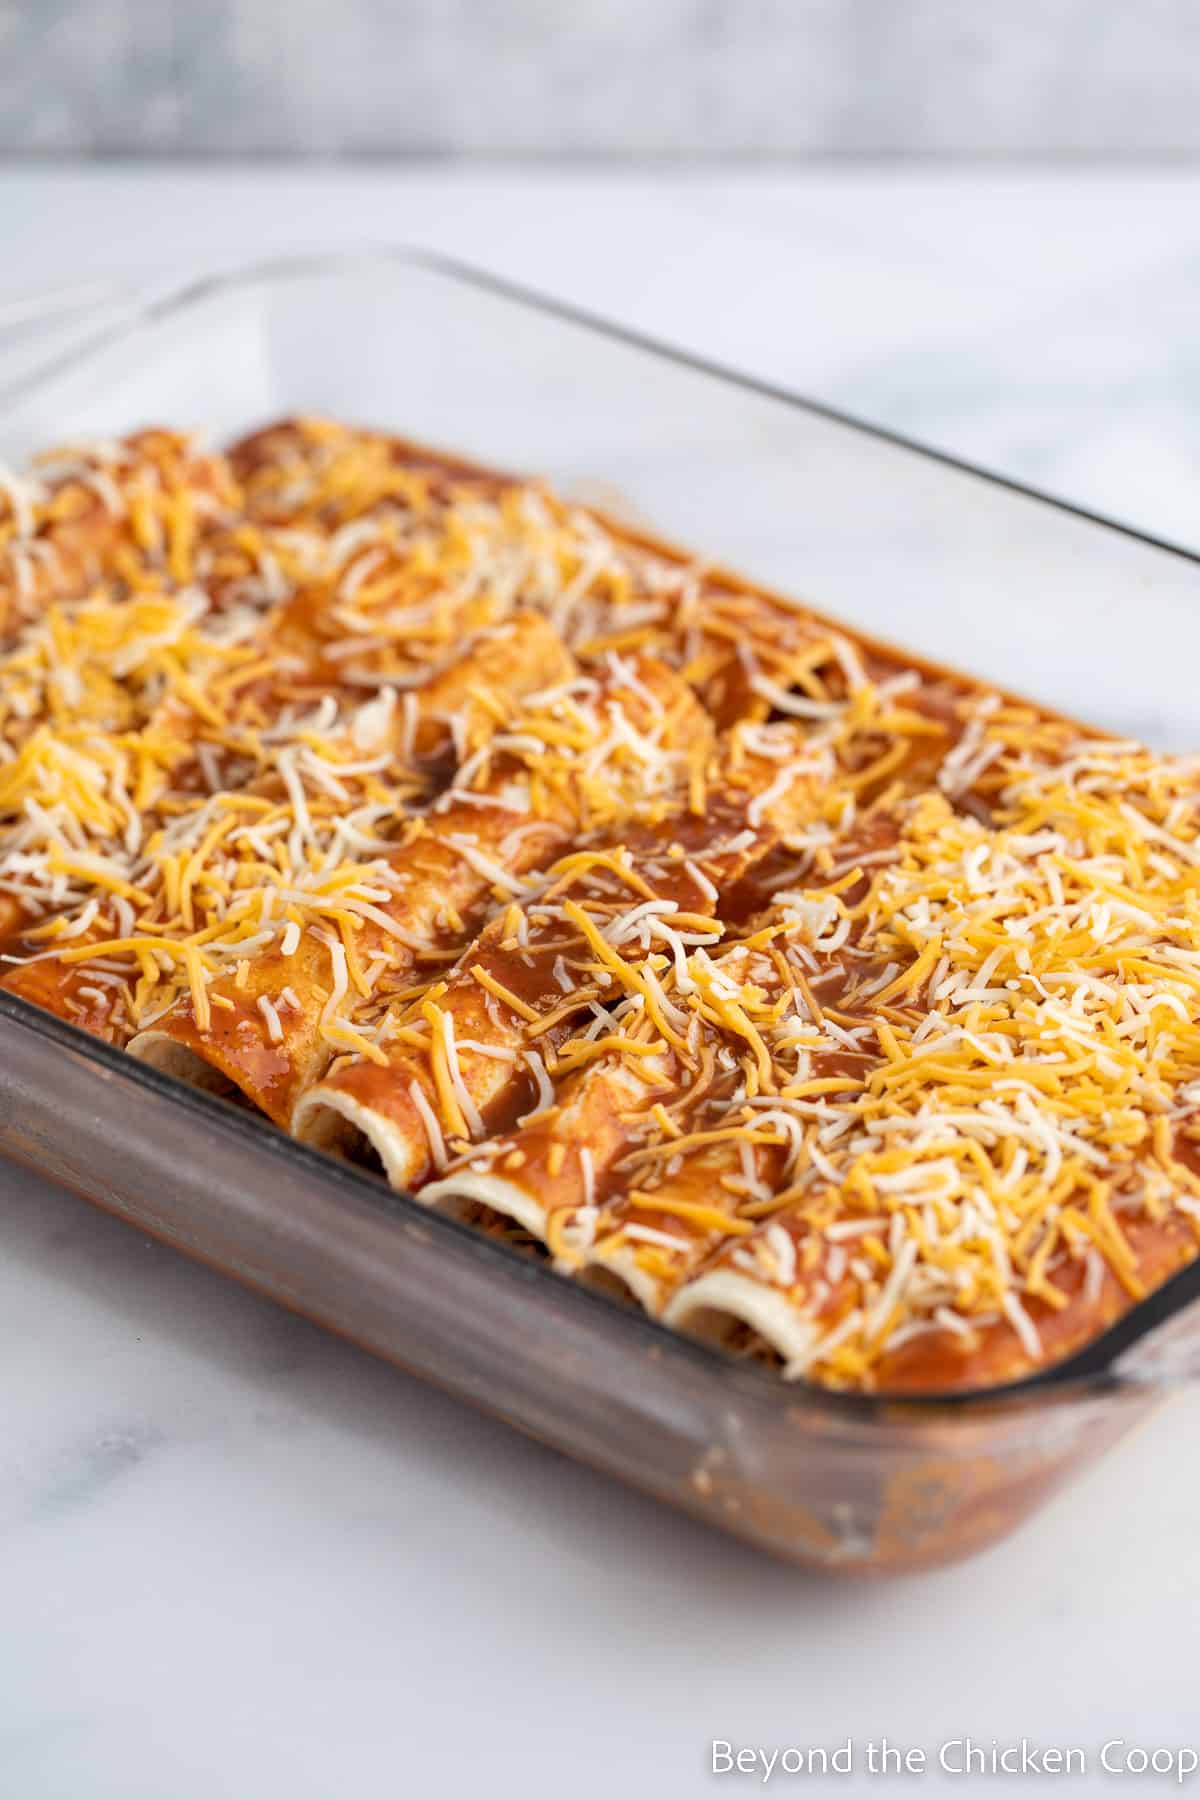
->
left=3, top=0, right=1200, bottom=158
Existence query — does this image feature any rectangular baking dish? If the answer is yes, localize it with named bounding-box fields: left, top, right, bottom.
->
left=3, top=249, right=1200, bottom=1573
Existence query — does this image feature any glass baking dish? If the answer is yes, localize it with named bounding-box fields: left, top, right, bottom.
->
left=3, top=249, right=1200, bottom=1574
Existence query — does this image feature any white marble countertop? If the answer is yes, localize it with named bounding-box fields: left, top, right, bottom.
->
left=2, top=166, right=1200, bottom=1798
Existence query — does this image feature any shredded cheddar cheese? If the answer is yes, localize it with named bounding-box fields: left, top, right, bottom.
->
left=5, top=414, right=1199, bottom=1395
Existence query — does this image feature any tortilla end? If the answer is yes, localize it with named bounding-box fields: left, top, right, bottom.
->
left=578, top=1244, right=665, bottom=1314
left=664, top=1269, right=817, bottom=1370
left=292, top=1085, right=415, bottom=1187
left=129, top=1028, right=242, bottom=1100
left=420, top=1169, right=548, bottom=1242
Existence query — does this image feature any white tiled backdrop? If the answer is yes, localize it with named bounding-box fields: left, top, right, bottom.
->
left=4, top=0, right=1200, bottom=156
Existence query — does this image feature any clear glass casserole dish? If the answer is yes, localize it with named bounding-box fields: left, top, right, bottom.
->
left=2, top=249, right=1200, bottom=1573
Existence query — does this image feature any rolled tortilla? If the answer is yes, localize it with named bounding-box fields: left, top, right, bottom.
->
left=420, top=817, right=901, bottom=1247
left=175, top=606, right=576, bottom=791
left=0, top=912, right=136, bottom=1042
left=0, top=428, right=239, bottom=645
left=128, top=653, right=705, bottom=1125
left=292, top=791, right=774, bottom=1181
left=227, top=417, right=511, bottom=527
left=663, top=1192, right=1200, bottom=1392
left=572, top=1039, right=870, bottom=1316
left=0, top=611, right=574, bottom=1015
left=421, top=1025, right=682, bottom=1243
left=414, top=934, right=773, bottom=1247
left=127, top=798, right=571, bottom=1124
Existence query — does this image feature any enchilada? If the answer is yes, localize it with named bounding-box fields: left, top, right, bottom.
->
left=5, top=414, right=1200, bottom=1396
